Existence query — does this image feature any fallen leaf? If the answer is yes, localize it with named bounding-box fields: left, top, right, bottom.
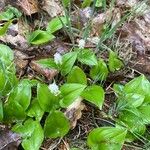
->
left=42, top=0, right=63, bottom=17
left=65, top=97, right=85, bottom=129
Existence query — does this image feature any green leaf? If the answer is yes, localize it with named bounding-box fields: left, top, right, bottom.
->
left=44, top=110, right=70, bottom=138
left=27, top=99, right=44, bottom=121
left=113, top=84, right=124, bottom=96
left=0, top=20, right=12, bottom=36
left=118, top=110, right=146, bottom=142
left=61, top=52, right=77, bottom=75
left=28, top=30, right=55, bottom=45
left=60, top=83, right=86, bottom=107
left=67, top=66, right=87, bottom=84
left=90, top=59, right=108, bottom=81
left=0, top=44, right=14, bottom=64
left=0, top=100, right=3, bottom=121
left=77, top=49, right=97, bottom=66
left=62, top=0, right=71, bottom=7
left=36, top=58, right=57, bottom=69
left=0, top=6, right=21, bottom=20
left=47, top=17, right=67, bottom=33
left=108, top=50, right=123, bottom=72
left=125, top=93, right=144, bottom=108
left=8, top=79, right=31, bottom=110
left=88, top=127, right=127, bottom=150
left=3, top=101, right=26, bottom=122
left=12, top=119, right=44, bottom=150
left=139, top=105, right=150, bottom=124
left=82, top=0, right=92, bottom=8
left=81, top=85, right=104, bottom=109
left=124, top=75, right=150, bottom=103
left=37, top=83, right=59, bottom=112
left=95, top=0, right=103, bottom=7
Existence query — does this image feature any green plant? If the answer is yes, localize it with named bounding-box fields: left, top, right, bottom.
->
left=28, top=16, right=67, bottom=45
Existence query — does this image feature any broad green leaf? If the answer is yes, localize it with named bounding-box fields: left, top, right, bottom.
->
left=61, top=52, right=77, bottom=75
left=8, top=79, right=31, bottom=110
left=12, top=119, right=44, bottom=150
left=27, top=99, right=44, bottom=121
left=44, top=110, right=70, bottom=138
left=0, top=44, right=14, bottom=64
left=108, top=50, right=123, bottom=72
left=60, top=83, right=86, bottom=107
left=36, top=58, right=57, bottom=69
left=139, top=105, right=150, bottom=124
left=3, top=101, right=26, bottom=122
left=88, top=127, right=127, bottom=150
left=0, top=100, right=3, bottom=121
left=77, top=49, right=97, bottom=66
left=67, top=66, right=87, bottom=84
left=28, top=30, right=55, bottom=45
left=118, top=110, right=146, bottom=142
left=0, top=6, right=21, bottom=20
left=90, top=59, right=108, bottom=81
left=47, top=17, right=67, bottom=33
left=0, top=20, right=12, bottom=36
left=81, top=85, right=104, bottom=109
left=124, top=75, right=150, bottom=103
left=37, top=83, right=59, bottom=112
left=125, top=93, right=144, bottom=108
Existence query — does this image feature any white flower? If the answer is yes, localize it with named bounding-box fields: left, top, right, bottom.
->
left=54, top=53, right=62, bottom=65
left=78, top=39, right=85, bottom=49
left=48, top=82, right=60, bottom=96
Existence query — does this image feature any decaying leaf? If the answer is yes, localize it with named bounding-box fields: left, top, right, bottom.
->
left=17, top=0, right=39, bottom=15
left=30, top=60, right=58, bottom=80
left=42, top=0, right=63, bottom=17
left=0, top=129, right=21, bottom=150
left=65, top=97, right=85, bottom=129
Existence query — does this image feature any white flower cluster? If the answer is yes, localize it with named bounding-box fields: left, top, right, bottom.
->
left=78, top=39, right=85, bottom=49
left=54, top=53, right=62, bottom=65
left=48, top=82, right=60, bottom=96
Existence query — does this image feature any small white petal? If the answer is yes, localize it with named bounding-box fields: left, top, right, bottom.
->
left=48, top=82, right=60, bottom=96
left=54, top=53, right=62, bottom=65
left=78, top=39, right=85, bottom=49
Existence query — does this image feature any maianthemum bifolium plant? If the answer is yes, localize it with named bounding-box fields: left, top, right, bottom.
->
left=1, top=41, right=150, bottom=150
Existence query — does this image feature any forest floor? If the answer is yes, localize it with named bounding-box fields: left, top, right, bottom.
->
left=0, top=0, right=150, bottom=150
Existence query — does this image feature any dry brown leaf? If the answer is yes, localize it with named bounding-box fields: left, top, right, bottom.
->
left=30, top=60, right=58, bottom=80
left=17, top=0, right=39, bottom=15
left=0, top=129, right=21, bottom=150
left=42, top=0, right=63, bottom=17
left=65, top=97, right=85, bottom=129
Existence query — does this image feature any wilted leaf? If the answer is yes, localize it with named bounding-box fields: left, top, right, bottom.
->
left=44, top=110, right=70, bottom=138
